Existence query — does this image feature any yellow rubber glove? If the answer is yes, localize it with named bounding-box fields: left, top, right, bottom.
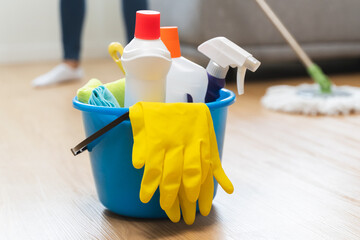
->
left=129, top=102, right=213, bottom=211
left=164, top=107, right=234, bottom=225
left=130, top=102, right=233, bottom=224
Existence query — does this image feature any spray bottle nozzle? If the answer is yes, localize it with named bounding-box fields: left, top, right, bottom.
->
left=245, top=56, right=261, bottom=71
left=198, top=37, right=260, bottom=95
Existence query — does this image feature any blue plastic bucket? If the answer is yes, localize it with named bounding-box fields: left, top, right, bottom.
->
left=72, top=89, right=235, bottom=218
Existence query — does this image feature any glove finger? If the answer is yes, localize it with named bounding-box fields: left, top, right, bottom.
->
left=164, top=197, right=181, bottom=223
left=160, top=146, right=184, bottom=210
left=179, top=184, right=197, bottom=225
left=182, top=142, right=202, bottom=203
left=198, top=168, right=214, bottom=216
left=213, top=167, right=234, bottom=194
left=205, top=107, right=234, bottom=194
left=200, top=139, right=211, bottom=184
left=139, top=147, right=165, bottom=203
left=198, top=105, right=211, bottom=184
left=210, top=137, right=233, bottom=195
left=129, top=102, right=147, bottom=169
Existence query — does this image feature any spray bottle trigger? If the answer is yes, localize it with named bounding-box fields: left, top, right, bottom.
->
left=237, top=66, right=247, bottom=95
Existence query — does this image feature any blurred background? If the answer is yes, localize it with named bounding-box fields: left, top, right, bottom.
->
left=0, top=1, right=126, bottom=63
left=1, top=0, right=359, bottom=78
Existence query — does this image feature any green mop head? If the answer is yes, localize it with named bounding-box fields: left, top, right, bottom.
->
left=307, top=64, right=332, bottom=94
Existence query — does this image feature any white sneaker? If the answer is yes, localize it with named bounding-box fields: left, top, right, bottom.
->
left=32, top=63, right=84, bottom=87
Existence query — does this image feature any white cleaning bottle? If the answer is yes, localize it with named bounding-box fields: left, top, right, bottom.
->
left=198, top=37, right=261, bottom=102
left=121, top=10, right=172, bottom=107
left=160, top=27, right=208, bottom=103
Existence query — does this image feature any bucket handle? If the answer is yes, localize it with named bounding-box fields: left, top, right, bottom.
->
left=108, top=42, right=125, bottom=75
left=71, top=112, right=129, bottom=156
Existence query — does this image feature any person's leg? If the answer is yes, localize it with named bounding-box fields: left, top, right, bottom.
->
left=61, top=0, right=86, bottom=67
left=122, top=0, right=148, bottom=43
left=32, top=0, right=85, bottom=87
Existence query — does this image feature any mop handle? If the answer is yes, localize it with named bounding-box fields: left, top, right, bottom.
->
left=255, top=0, right=313, bottom=68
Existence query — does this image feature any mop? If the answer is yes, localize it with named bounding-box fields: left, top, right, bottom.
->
left=256, top=0, right=360, bottom=115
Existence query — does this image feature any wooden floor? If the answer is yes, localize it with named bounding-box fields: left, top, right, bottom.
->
left=1, top=60, right=360, bottom=239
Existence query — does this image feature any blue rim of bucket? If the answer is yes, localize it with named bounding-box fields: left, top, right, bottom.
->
left=72, top=88, right=235, bottom=115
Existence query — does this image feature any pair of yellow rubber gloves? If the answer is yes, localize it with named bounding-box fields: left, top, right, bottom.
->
left=129, top=102, right=234, bottom=225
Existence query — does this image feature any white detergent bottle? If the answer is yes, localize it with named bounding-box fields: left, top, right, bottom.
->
left=121, top=10, right=172, bottom=107
left=160, top=27, right=208, bottom=103
left=198, top=37, right=261, bottom=102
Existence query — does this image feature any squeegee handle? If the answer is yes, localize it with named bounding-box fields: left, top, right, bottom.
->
left=255, top=0, right=313, bottom=68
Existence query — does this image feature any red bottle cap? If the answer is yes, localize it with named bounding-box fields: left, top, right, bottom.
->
left=134, top=10, right=161, bottom=40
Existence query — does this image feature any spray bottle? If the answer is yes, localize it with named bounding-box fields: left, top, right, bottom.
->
left=114, top=10, right=172, bottom=107
left=160, top=26, right=208, bottom=103
left=198, top=37, right=261, bottom=102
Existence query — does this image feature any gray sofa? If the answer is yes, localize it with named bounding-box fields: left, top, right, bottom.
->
left=150, top=0, right=360, bottom=66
